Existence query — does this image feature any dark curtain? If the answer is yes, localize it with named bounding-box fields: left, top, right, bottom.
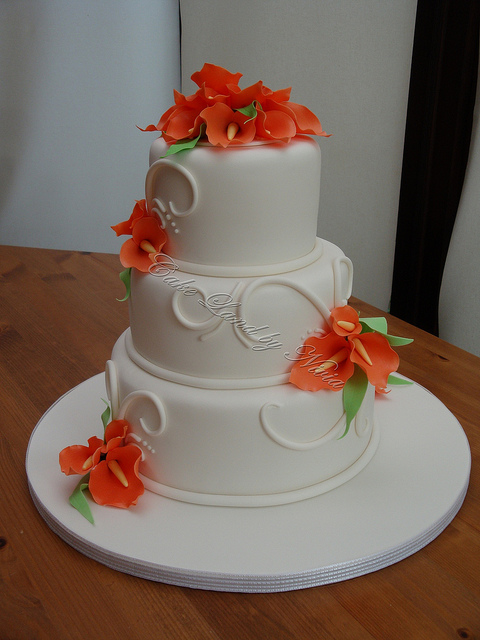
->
left=390, top=0, right=480, bottom=335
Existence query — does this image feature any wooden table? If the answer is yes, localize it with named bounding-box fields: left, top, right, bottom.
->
left=1, top=245, right=479, bottom=640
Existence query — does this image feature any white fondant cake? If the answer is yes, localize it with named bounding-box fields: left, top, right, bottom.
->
left=105, top=133, right=379, bottom=507
left=34, top=64, right=464, bottom=591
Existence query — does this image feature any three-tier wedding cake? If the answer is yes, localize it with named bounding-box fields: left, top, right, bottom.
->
left=59, top=64, right=410, bottom=517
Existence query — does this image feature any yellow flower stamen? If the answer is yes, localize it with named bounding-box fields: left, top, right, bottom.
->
left=315, top=347, right=350, bottom=373
left=140, top=240, right=156, bottom=254
left=352, top=338, right=373, bottom=366
left=227, top=122, right=239, bottom=141
left=82, top=455, right=93, bottom=471
left=337, top=320, right=356, bottom=332
left=108, top=459, right=129, bottom=487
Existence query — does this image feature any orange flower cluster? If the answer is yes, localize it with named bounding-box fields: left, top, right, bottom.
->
left=111, top=199, right=167, bottom=272
left=289, top=305, right=400, bottom=393
left=141, top=63, right=329, bottom=148
left=59, top=419, right=144, bottom=509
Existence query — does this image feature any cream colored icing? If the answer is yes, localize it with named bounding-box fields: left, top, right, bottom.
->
left=146, top=136, right=321, bottom=267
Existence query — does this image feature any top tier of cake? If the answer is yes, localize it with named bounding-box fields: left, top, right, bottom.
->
left=146, top=136, right=321, bottom=271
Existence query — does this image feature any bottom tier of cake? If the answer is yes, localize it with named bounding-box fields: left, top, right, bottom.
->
left=106, top=330, right=378, bottom=507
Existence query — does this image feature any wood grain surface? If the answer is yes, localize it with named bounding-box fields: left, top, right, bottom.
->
left=1, top=245, right=479, bottom=640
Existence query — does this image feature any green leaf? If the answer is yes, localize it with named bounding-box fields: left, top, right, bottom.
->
left=360, top=317, right=388, bottom=334
left=382, top=334, right=414, bottom=347
left=360, top=318, right=413, bottom=346
left=162, top=124, right=206, bottom=157
left=164, top=135, right=201, bottom=156
left=100, top=399, right=111, bottom=432
left=387, top=374, right=414, bottom=386
left=236, top=100, right=261, bottom=121
left=69, top=474, right=94, bottom=524
left=341, top=366, right=368, bottom=438
left=117, top=267, right=132, bottom=302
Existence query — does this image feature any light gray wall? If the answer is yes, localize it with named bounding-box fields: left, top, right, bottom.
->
left=180, top=0, right=417, bottom=310
left=0, top=0, right=180, bottom=255
left=1, top=0, right=420, bottom=312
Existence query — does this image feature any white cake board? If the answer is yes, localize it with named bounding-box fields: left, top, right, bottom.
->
left=26, top=374, right=471, bottom=593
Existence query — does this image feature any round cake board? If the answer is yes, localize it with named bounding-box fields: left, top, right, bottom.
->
left=26, top=374, right=470, bottom=593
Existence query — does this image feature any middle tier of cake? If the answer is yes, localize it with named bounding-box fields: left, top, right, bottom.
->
left=127, top=238, right=353, bottom=382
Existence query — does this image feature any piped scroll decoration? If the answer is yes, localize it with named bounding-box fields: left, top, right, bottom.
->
left=105, top=359, right=120, bottom=417
left=333, top=256, right=353, bottom=307
left=235, top=277, right=332, bottom=351
left=145, top=159, right=199, bottom=234
left=260, top=402, right=348, bottom=450
left=171, top=275, right=333, bottom=351
left=117, top=390, right=167, bottom=438
left=355, top=413, right=371, bottom=438
left=172, top=282, right=245, bottom=341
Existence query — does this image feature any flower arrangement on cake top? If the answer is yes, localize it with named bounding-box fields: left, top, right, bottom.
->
left=140, top=62, right=329, bottom=152
left=110, top=64, right=329, bottom=291
left=111, top=64, right=329, bottom=293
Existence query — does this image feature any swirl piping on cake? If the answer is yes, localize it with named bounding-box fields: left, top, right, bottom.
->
left=172, top=282, right=245, bottom=340
left=235, top=277, right=331, bottom=350
left=260, top=402, right=347, bottom=450
left=146, top=159, right=199, bottom=234
left=105, top=359, right=120, bottom=417
left=117, top=389, right=167, bottom=437
left=354, top=401, right=371, bottom=437
left=333, top=256, right=353, bottom=307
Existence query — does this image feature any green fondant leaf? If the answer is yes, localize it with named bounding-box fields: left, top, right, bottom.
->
left=163, top=124, right=207, bottom=157
left=387, top=374, right=414, bottom=386
left=164, top=136, right=201, bottom=156
left=341, top=366, right=368, bottom=439
left=101, top=399, right=111, bottom=432
left=360, top=318, right=413, bottom=346
left=236, top=100, right=260, bottom=121
left=69, top=474, right=94, bottom=524
left=360, top=317, right=388, bottom=334
left=117, top=267, right=132, bottom=302
left=383, top=335, right=414, bottom=347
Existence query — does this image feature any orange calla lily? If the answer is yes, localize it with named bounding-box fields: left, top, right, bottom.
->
left=111, top=199, right=149, bottom=237
left=191, top=63, right=243, bottom=94
left=91, top=419, right=130, bottom=466
left=289, top=332, right=355, bottom=392
left=162, top=106, right=204, bottom=142
left=255, top=108, right=298, bottom=142
left=349, top=332, right=399, bottom=393
left=88, top=444, right=144, bottom=509
left=119, top=216, right=167, bottom=272
left=139, top=64, right=329, bottom=147
left=228, top=80, right=268, bottom=110
left=59, top=435, right=104, bottom=476
left=201, top=103, right=256, bottom=147
left=59, top=419, right=130, bottom=476
left=331, top=305, right=362, bottom=337
left=279, top=101, right=329, bottom=136
left=290, top=305, right=403, bottom=394
left=60, top=417, right=144, bottom=510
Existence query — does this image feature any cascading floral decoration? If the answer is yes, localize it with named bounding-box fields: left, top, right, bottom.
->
left=289, top=305, right=413, bottom=436
left=59, top=402, right=144, bottom=523
left=111, top=198, right=167, bottom=301
left=139, top=62, right=330, bottom=153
